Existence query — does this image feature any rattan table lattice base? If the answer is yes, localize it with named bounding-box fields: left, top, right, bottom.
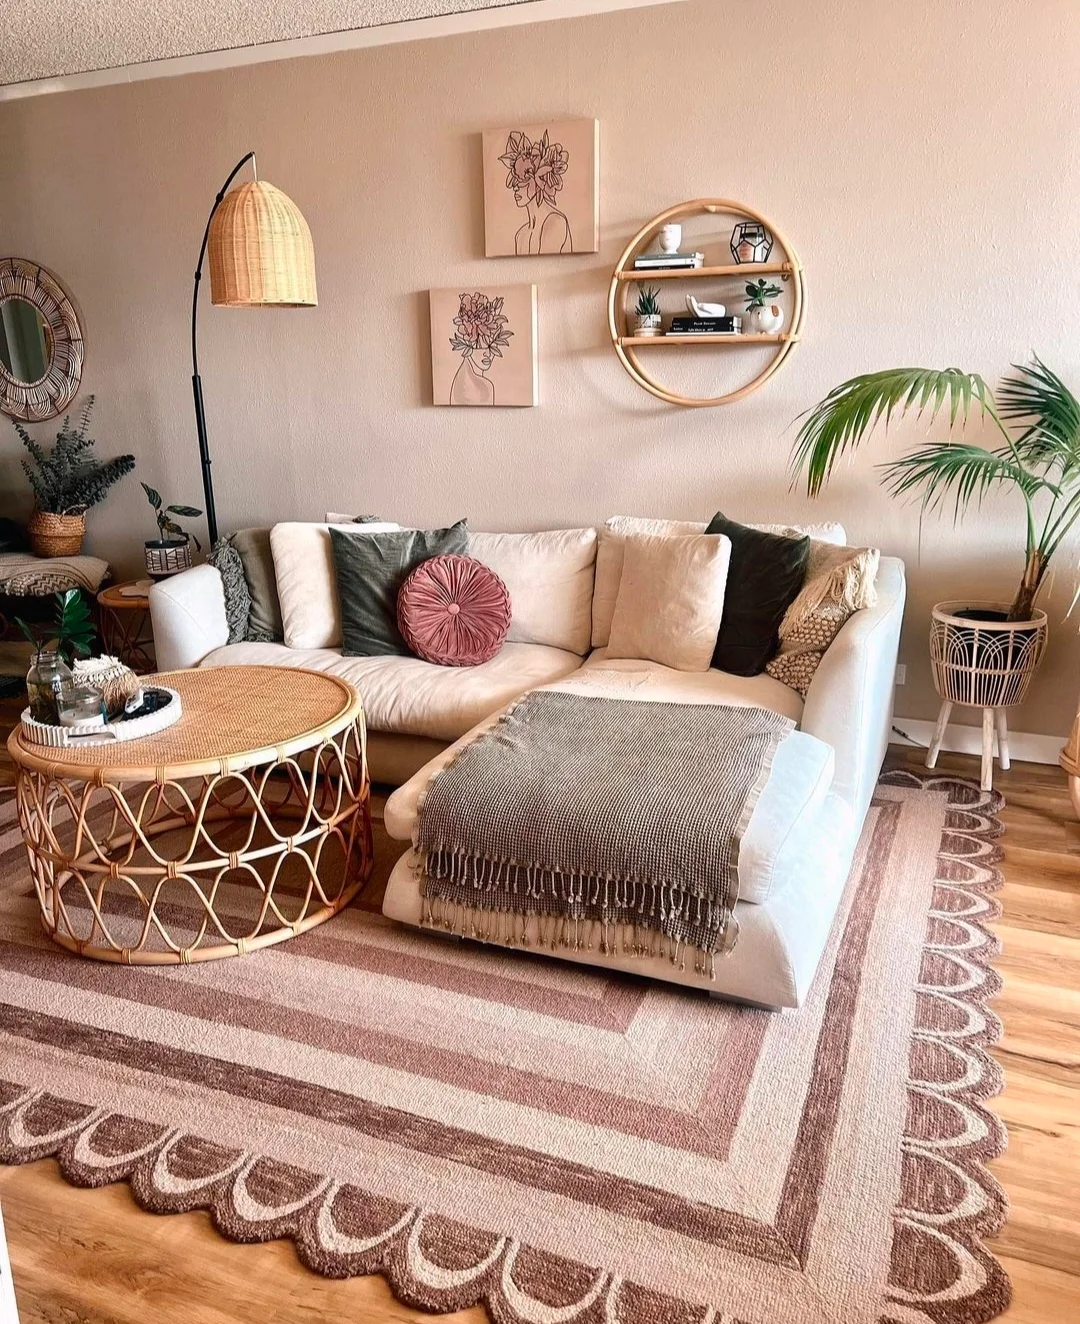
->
left=6, top=666, right=373, bottom=964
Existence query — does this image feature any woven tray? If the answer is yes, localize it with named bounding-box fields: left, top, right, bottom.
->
left=20, top=687, right=183, bottom=747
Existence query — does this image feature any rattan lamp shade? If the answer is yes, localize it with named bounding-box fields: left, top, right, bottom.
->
left=208, top=180, right=317, bottom=307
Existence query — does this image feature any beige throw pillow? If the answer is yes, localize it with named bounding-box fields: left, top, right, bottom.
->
left=766, top=543, right=880, bottom=696
left=606, top=532, right=732, bottom=672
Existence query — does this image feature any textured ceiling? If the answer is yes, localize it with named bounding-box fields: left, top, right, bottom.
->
left=0, top=0, right=548, bottom=86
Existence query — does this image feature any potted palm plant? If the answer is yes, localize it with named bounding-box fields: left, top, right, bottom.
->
left=142, top=482, right=202, bottom=577
left=13, top=396, right=135, bottom=557
left=791, top=358, right=1078, bottom=715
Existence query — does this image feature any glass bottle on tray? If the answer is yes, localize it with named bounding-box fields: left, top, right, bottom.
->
left=26, top=650, right=73, bottom=724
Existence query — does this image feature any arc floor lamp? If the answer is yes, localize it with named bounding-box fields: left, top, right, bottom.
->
left=191, top=152, right=317, bottom=546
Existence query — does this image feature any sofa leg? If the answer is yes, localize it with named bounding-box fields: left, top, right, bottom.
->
left=926, top=700, right=952, bottom=769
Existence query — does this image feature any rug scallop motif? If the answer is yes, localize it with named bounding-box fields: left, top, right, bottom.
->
left=0, top=771, right=1009, bottom=1323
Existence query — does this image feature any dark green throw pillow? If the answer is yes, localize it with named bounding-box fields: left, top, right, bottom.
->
left=705, top=512, right=810, bottom=676
left=330, top=521, right=468, bottom=657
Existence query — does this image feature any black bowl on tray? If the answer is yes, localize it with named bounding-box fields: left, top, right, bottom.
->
left=115, top=687, right=174, bottom=722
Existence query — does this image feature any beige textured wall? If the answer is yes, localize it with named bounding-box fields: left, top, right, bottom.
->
left=1, top=0, right=1078, bottom=736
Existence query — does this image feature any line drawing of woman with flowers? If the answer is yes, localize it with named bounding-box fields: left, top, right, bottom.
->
left=449, top=292, right=514, bottom=406
left=498, top=129, right=573, bottom=255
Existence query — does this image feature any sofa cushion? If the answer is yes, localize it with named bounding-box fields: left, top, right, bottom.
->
left=230, top=527, right=283, bottom=641
left=397, top=554, right=511, bottom=666
left=704, top=513, right=811, bottom=675
left=200, top=639, right=583, bottom=743
left=331, top=521, right=469, bottom=657
left=468, top=528, right=596, bottom=655
left=382, top=663, right=832, bottom=906
left=270, top=521, right=401, bottom=650
left=606, top=531, right=731, bottom=672
left=591, top=515, right=848, bottom=649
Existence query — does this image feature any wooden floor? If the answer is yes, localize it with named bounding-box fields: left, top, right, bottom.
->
left=0, top=699, right=1077, bottom=1323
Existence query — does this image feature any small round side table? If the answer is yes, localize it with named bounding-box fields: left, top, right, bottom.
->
left=97, top=580, right=155, bottom=673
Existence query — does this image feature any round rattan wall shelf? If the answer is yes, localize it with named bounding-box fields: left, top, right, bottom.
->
left=0, top=257, right=84, bottom=422
left=607, top=199, right=804, bottom=407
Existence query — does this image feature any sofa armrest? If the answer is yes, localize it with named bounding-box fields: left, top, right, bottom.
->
left=799, top=556, right=906, bottom=822
left=149, top=564, right=229, bottom=671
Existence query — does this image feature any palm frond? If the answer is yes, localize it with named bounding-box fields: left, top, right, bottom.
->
left=791, top=368, right=993, bottom=496
left=996, top=357, right=1080, bottom=478
left=880, top=442, right=1050, bottom=519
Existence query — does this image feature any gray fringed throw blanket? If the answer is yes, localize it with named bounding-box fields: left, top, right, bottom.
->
left=415, top=691, right=794, bottom=976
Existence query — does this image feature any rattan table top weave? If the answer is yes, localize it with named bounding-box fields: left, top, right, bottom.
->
left=6, top=666, right=363, bottom=782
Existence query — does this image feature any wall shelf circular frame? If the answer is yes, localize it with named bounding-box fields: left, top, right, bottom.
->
left=0, top=257, right=85, bottom=422
left=607, top=199, right=805, bottom=407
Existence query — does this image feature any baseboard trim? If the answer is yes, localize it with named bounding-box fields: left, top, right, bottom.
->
left=890, top=717, right=1064, bottom=767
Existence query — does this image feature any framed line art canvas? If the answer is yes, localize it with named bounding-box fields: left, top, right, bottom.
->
left=482, top=118, right=599, bottom=257
left=430, top=285, right=538, bottom=407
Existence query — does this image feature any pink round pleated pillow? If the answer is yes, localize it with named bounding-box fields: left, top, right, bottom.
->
left=397, top=554, right=512, bottom=666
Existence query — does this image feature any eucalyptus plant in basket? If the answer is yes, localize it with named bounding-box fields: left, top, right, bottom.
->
left=791, top=357, right=1080, bottom=710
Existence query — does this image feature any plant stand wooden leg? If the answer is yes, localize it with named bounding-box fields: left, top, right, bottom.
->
left=926, top=700, right=952, bottom=769
left=994, top=709, right=1010, bottom=772
left=981, top=707, right=995, bottom=792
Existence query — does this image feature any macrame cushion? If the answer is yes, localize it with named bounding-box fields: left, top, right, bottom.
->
left=397, top=555, right=512, bottom=666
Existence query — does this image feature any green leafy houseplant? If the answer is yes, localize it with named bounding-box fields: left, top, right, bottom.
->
left=142, top=482, right=203, bottom=550
left=791, top=357, right=1080, bottom=623
left=15, top=589, right=95, bottom=662
left=14, top=396, right=134, bottom=515
left=744, top=278, right=783, bottom=311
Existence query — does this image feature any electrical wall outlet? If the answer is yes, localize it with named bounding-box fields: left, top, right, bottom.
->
left=895, top=664, right=907, bottom=686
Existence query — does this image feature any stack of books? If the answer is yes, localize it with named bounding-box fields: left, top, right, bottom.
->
left=667, top=315, right=743, bottom=336
left=633, top=251, right=704, bottom=271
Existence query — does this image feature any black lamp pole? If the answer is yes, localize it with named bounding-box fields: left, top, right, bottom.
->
left=190, top=151, right=255, bottom=549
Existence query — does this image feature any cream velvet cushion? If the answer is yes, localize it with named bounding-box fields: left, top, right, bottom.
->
left=468, top=528, right=596, bottom=655
left=592, top=515, right=848, bottom=648
left=271, top=521, right=400, bottom=650
left=606, top=532, right=732, bottom=672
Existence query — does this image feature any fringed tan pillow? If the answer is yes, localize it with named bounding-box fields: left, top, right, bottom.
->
left=765, top=544, right=880, bottom=697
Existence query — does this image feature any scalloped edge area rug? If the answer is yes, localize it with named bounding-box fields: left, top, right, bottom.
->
left=0, top=770, right=1009, bottom=1324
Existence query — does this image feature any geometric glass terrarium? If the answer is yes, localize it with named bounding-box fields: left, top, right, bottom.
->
left=730, top=221, right=774, bottom=264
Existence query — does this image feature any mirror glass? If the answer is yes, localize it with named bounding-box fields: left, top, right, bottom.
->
left=0, top=297, right=53, bottom=384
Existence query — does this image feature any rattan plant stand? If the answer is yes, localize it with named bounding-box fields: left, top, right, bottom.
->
left=6, top=665, right=372, bottom=964
left=925, top=601, right=1048, bottom=792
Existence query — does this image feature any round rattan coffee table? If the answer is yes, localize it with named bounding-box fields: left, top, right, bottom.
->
left=6, top=666, right=372, bottom=964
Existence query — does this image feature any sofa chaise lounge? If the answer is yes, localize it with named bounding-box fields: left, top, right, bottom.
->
left=150, top=518, right=905, bottom=1008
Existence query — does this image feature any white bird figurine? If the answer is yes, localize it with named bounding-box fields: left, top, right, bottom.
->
left=686, top=295, right=726, bottom=319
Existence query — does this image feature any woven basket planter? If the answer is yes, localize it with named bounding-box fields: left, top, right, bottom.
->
left=929, top=600, right=1048, bottom=710
left=144, top=539, right=192, bottom=578
left=26, top=510, right=85, bottom=558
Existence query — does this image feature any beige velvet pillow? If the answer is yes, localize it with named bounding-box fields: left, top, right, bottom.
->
left=606, top=532, right=732, bottom=672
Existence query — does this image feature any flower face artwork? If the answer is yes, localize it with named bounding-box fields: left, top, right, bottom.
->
left=430, top=286, right=538, bottom=408
left=483, top=119, right=599, bottom=257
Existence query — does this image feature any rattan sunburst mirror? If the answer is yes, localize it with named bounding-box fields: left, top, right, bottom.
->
left=0, top=257, right=85, bottom=422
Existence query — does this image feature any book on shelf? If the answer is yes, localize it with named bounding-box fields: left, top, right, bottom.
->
left=633, top=252, right=704, bottom=270
left=667, top=315, right=743, bottom=335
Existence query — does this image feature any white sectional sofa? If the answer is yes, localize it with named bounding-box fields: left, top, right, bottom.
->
left=149, top=519, right=906, bottom=1008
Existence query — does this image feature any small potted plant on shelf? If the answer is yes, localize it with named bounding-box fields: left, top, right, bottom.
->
left=791, top=357, right=1079, bottom=722
left=13, top=396, right=135, bottom=557
left=633, top=286, right=663, bottom=337
left=744, top=279, right=785, bottom=335
left=142, top=482, right=203, bottom=577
